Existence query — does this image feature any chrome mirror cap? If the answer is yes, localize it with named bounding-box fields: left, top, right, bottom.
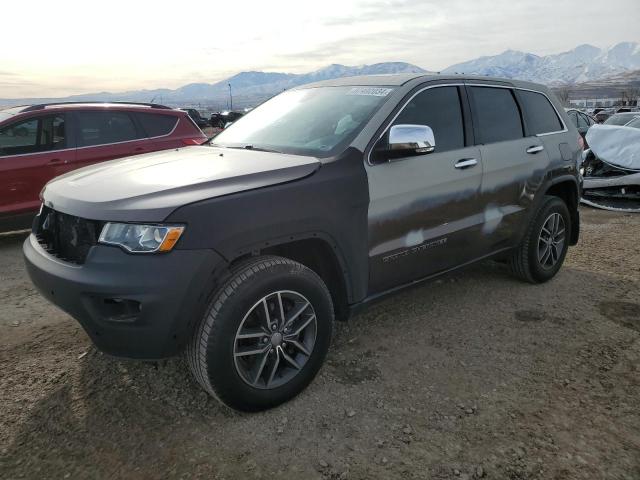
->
left=389, top=124, right=435, bottom=154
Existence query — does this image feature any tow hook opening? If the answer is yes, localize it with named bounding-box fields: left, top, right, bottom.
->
left=100, top=298, right=142, bottom=323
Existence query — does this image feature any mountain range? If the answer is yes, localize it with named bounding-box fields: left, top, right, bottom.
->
left=1, top=42, right=639, bottom=108
left=442, top=42, right=640, bottom=84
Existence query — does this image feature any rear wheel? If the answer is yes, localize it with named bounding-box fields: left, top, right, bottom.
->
left=510, top=196, right=571, bottom=283
left=186, top=256, right=333, bottom=411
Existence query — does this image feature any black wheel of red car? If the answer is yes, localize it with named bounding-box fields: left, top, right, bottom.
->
left=186, top=255, right=333, bottom=411
left=509, top=196, right=571, bottom=283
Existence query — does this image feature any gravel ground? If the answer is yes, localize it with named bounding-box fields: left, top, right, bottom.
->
left=1, top=207, right=639, bottom=480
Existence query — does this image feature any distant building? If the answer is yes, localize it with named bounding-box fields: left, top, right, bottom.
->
left=569, top=98, right=638, bottom=108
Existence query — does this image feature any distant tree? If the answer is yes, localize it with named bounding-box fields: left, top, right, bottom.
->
left=555, top=87, right=571, bottom=106
left=621, top=87, right=640, bottom=106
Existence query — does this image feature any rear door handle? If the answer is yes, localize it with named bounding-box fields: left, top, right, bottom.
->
left=454, top=158, right=478, bottom=169
left=526, top=145, right=544, bottom=154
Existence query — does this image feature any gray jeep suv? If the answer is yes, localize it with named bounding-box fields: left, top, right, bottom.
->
left=24, top=74, right=581, bottom=411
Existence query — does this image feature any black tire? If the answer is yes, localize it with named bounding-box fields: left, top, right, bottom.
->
left=509, top=196, right=571, bottom=284
left=186, top=255, right=334, bottom=411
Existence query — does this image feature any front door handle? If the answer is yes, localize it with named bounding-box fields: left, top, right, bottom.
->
left=526, top=145, right=544, bottom=154
left=454, top=158, right=478, bottom=169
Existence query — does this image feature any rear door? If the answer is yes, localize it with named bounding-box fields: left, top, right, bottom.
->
left=72, top=110, right=150, bottom=169
left=467, top=84, right=549, bottom=252
left=0, top=113, right=75, bottom=218
left=366, top=84, right=484, bottom=294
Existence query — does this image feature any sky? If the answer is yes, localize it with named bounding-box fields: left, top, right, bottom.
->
left=1, top=0, right=638, bottom=99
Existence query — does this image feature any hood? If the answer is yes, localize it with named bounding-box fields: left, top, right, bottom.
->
left=586, top=124, right=640, bottom=171
left=42, top=146, right=320, bottom=221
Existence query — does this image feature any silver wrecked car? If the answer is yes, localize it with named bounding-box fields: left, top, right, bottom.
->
left=582, top=124, right=640, bottom=212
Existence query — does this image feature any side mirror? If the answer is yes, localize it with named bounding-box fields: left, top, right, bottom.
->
left=388, top=124, right=435, bottom=156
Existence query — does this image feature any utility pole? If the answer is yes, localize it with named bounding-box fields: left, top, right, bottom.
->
left=228, top=83, right=233, bottom=111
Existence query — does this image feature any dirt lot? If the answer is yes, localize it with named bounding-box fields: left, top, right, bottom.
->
left=1, top=207, right=639, bottom=480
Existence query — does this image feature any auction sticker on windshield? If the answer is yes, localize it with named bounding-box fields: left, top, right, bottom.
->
left=347, top=87, right=393, bottom=96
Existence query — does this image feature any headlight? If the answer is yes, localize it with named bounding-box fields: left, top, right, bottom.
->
left=99, top=223, right=185, bottom=253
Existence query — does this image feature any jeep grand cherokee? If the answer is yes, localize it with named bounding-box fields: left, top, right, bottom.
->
left=24, top=75, right=581, bottom=411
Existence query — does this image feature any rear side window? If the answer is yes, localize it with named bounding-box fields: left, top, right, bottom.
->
left=393, top=86, right=465, bottom=153
left=136, top=113, right=178, bottom=137
left=469, top=87, right=523, bottom=144
left=518, top=90, right=563, bottom=135
left=0, top=115, right=66, bottom=156
left=76, top=111, right=139, bottom=147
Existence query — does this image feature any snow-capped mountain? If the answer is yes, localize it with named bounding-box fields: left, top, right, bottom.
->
left=2, top=43, right=639, bottom=107
left=11, top=62, right=427, bottom=106
left=443, top=42, right=640, bottom=85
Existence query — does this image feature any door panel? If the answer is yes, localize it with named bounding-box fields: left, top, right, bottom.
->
left=367, top=145, right=483, bottom=293
left=475, top=137, right=549, bottom=250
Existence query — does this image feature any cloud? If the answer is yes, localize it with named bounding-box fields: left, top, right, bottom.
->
left=0, top=0, right=638, bottom=98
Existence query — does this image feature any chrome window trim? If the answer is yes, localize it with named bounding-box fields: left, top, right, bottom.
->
left=0, top=147, right=75, bottom=159
left=0, top=113, right=182, bottom=158
left=74, top=111, right=179, bottom=148
left=367, top=81, right=569, bottom=166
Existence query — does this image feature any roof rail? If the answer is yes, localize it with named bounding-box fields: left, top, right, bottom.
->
left=21, top=101, right=172, bottom=112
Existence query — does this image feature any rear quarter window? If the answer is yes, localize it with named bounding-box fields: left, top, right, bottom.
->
left=136, top=113, right=179, bottom=137
left=518, top=90, right=564, bottom=135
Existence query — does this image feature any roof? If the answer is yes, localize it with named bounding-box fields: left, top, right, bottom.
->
left=294, top=73, right=548, bottom=91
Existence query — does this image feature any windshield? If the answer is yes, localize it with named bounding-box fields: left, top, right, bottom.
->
left=604, top=113, right=638, bottom=126
left=626, top=117, right=640, bottom=129
left=211, top=86, right=394, bottom=157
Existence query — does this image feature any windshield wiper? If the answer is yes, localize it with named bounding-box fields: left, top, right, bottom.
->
left=220, top=144, right=282, bottom=154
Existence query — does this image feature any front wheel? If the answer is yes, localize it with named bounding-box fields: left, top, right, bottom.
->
left=510, top=196, right=571, bottom=283
left=186, top=256, right=334, bottom=411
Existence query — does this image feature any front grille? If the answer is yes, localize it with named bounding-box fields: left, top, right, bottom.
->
left=34, top=206, right=102, bottom=264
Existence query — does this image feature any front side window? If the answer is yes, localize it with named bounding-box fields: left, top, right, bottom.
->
left=469, top=87, right=524, bottom=144
left=212, top=86, right=394, bottom=157
left=392, top=86, right=465, bottom=153
left=0, top=115, right=65, bottom=156
left=76, top=111, right=138, bottom=147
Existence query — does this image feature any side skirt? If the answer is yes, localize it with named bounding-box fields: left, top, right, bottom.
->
left=346, top=246, right=514, bottom=319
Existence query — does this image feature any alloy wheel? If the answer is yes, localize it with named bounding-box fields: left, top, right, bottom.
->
left=233, top=290, right=317, bottom=389
left=537, top=212, right=565, bottom=269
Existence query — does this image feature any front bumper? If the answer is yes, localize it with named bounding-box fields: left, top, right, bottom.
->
left=23, top=234, right=226, bottom=359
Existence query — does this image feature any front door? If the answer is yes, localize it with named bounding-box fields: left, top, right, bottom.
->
left=366, top=85, right=484, bottom=294
left=0, top=113, right=75, bottom=219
